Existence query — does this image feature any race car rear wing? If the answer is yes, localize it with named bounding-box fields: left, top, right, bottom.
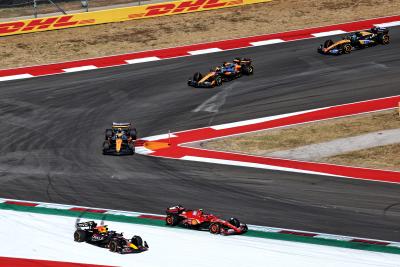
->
left=112, top=122, right=131, bottom=128
left=76, top=221, right=97, bottom=228
left=371, top=26, right=389, bottom=34
left=166, top=205, right=185, bottom=214
left=233, top=57, right=252, bottom=65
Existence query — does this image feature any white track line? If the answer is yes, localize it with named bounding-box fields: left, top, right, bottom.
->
left=250, top=39, right=285, bottom=46
left=312, top=30, right=347, bottom=37
left=134, top=146, right=154, bottom=155
left=0, top=74, right=33, bottom=81
left=180, top=155, right=341, bottom=177
left=210, top=108, right=325, bottom=130
left=374, top=21, right=400, bottom=27
left=62, top=65, right=98, bottom=73
left=188, top=48, right=223, bottom=55
left=125, top=56, right=160, bottom=64
left=315, top=234, right=353, bottom=242
left=140, top=133, right=177, bottom=141
left=36, top=203, right=74, bottom=209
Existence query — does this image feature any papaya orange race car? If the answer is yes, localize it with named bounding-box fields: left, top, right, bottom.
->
left=346, top=27, right=390, bottom=48
left=102, top=122, right=137, bottom=155
left=318, top=39, right=352, bottom=55
left=187, top=68, right=223, bottom=88
left=318, top=27, right=390, bottom=55
left=188, top=58, right=254, bottom=88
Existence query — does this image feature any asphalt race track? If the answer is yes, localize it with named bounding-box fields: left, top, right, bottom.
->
left=1, top=27, right=400, bottom=241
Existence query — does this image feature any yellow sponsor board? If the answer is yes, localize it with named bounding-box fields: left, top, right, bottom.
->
left=0, top=0, right=272, bottom=37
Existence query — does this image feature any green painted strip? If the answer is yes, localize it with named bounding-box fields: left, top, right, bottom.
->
left=0, top=203, right=165, bottom=227
left=1, top=203, right=400, bottom=255
left=245, top=231, right=400, bottom=254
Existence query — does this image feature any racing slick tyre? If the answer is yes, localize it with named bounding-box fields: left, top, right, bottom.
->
left=105, top=129, right=113, bottom=139
left=215, top=76, right=222, bottom=87
left=228, top=218, right=241, bottom=228
left=131, top=235, right=143, bottom=247
left=342, top=44, right=352, bottom=54
left=242, top=65, right=254, bottom=75
left=74, top=230, right=87, bottom=242
left=103, top=141, right=110, bottom=150
left=128, top=142, right=135, bottom=151
left=129, top=129, right=137, bottom=140
left=324, top=39, right=334, bottom=48
left=193, top=72, right=203, bottom=82
left=242, top=224, right=248, bottom=233
left=109, top=240, right=119, bottom=253
left=379, top=34, right=390, bottom=45
left=166, top=214, right=180, bottom=226
left=209, top=223, right=221, bottom=234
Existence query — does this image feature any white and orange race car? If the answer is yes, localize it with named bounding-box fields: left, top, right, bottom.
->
left=318, top=27, right=389, bottom=55
left=188, top=58, right=254, bottom=88
left=318, top=39, right=353, bottom=55
left=102, top=122, right=137, bottom=155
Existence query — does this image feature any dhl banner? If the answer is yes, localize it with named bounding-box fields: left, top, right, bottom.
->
left=0, top=0, right=272, bottom=37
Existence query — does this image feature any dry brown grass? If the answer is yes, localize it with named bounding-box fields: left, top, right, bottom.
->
left=204, top=110, right=400, bottom=155
left=1, top=0, right=400, bottom=69
left=325, top=143, right=400, bottom=171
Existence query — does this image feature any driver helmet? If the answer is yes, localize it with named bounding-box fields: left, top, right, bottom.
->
left=117, top=128, right=123, bottom=137
left=96, top=226, right=108, bottom=234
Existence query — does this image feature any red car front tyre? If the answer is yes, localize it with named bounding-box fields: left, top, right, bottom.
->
left=209, top=223, right=221, bottom=234
left=166, top=214, right=179, bottom=226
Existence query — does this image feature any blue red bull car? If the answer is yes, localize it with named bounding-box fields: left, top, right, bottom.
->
left=74, top=221, right=149, bottom=254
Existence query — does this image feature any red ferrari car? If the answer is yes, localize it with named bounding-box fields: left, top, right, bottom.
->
left=165, top=205, right=248, bottom=235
